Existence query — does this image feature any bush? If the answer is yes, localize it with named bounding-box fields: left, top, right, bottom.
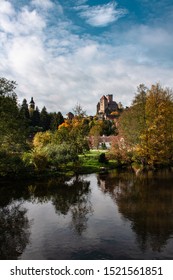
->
left=43, top=143, right=78, bottom=167
left=98, top=153, right=108, bottom=164
left=0, top=150, right=25, bottom=176
left=22, top=150, right=48, bottom=171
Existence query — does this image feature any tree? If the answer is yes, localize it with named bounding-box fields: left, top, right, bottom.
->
left=40, top=106, right=50, bottom=131
left=137, top=84, right=173, bottom=166
left=119, top=83, right=173, bottom=166
left=43, top=143, right=79, bottom=167
left=0, top=203, right=30, bottom=259
left=0, top=78, right=28, bottom=176
left=30, top=106, right=40, bottom=127
left=49, top=111, right=64, bottom=131
left=119, top=84, right=147, bottom=147
left=0, top=77, right=17, bottom=97
left=102, top=119, right=116, bottom=136
left=20, top=99, right=30, bottom=120
left=33, top=131, right=52, bottom=150
left=73, top=103, right=86, bottom=118
left=0, top=78, right=27, bottom=153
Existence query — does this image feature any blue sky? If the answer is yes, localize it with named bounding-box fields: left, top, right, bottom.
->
left=0, top=0, right=173, bottom=115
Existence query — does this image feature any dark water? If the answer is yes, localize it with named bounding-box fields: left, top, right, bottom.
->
left=0, top=169, right=173, bottom=260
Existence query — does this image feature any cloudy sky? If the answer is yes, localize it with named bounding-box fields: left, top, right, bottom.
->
left=0, top=0, right=173, bottom=115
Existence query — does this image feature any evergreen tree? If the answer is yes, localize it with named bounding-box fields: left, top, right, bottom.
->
left=20, top=99, right=30, bottom=119
left=30, top=106, right=40, bottom=127
left=19, top=99, right=30, bottom=129
left=40, top=106, right=50, bottom=131
left=50, top=111, right=64, bottom=131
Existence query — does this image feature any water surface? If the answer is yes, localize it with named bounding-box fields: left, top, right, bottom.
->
left=0, top=169, right=173, bottom=259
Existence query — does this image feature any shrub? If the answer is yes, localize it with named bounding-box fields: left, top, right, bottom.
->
left=98, top=153, right=108, bottom=164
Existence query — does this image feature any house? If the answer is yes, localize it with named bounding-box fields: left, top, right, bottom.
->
left=89, top=135, right=116, bottom=149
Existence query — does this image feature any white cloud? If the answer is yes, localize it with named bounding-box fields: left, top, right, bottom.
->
left=0, top=5, right=45, bottom=35
left=0, top=0, right=14, bottom=15
left=31, top=0, right=54, bottom=9
left=0, top=0, right=173, bottom=116
left=76, top=2, right=127, bottom=27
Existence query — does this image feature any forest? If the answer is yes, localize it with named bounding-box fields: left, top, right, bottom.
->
left=0, top=77, right=173, bottom=178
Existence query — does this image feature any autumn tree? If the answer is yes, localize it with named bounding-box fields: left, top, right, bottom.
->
left=119, top=84, right=147, bottom=147
left=33, top=131, right=52, bottom=150
left=119, top=83, right=173, bottom=167
left=137, top=84, right=173, bottom=166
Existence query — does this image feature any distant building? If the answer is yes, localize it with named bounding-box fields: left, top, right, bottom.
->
left=29, top=97, right=35, bottom=110
left=89, top=135, right=116, bottom=149
left=66, top=112, right=74, bottom=120
left=97, top=94, right=120, bottom=118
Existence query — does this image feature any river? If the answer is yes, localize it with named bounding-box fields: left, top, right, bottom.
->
left=0, top=169, right=173, bottom=259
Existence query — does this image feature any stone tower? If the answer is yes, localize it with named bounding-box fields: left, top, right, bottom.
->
left=29, top=97, right=35, bottom=110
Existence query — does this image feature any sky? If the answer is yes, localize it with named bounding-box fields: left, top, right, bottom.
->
left=0, top=0, right=173, bottom=115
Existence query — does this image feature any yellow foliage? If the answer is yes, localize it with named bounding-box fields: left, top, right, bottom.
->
left=72, top=118, right=80, bottom=127
left=111, top=111, right=119, bottom=115
left=58, top=120, right=71, bottom=129
left=33, top=131, right=51, bottom=149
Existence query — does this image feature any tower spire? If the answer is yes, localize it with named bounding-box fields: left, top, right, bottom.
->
left=29, top=97, right=35, bottom=110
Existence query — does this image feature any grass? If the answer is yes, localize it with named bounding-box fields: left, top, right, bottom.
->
left=76, top=150, right=118, bottom=174
left=10, top=150, right=119, bottom=179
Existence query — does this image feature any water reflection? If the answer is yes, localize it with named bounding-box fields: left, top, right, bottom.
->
left=27, top=177, right=93, bottom=235
left=1, top=170, right=173, bottom=259
left=0, top=203, right=30, bottom=259
left=97, top=170, right=173, bottom=253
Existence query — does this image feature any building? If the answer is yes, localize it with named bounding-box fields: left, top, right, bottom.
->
left=97, top=94, right=119, bottom=118
left=29, top=97, right=35, bottom=110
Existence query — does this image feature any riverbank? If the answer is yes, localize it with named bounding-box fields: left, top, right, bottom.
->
left=0, top=150, right=118, bottom=181
left=0, top=149, right=172, bottom=181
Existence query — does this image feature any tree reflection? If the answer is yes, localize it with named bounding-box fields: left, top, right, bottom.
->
left=27, top=176, right=93, bottom=235
left=97, top=170, right=173, bottom=253
left=0, top=202, right=30, bottom=259
left=51, top=177, right=93, bottom=235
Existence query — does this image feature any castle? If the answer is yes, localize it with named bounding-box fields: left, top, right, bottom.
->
left=97, top=94, right=121, bottom=118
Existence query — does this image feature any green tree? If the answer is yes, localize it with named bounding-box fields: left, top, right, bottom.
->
left=0, top=78, right=26, bottom=152
left=0, top=77, right=17, bottom=97
left=0, top=78, right=28, bottom=176
left=30, top=106, right=40, bottom=127
left=40, top=106, right=50, bottom=131
left=43, top=143, right=79, bottom=167
left=102, top=119, right=116, bottom=136
left=20, top=98, right=30, bottom=120
left=49, top=111, right=64, bottom=131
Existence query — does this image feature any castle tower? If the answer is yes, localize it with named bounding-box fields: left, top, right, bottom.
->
left=99, top=95, right=108, bottom=113
left=106, top=94, right=113, bottom=103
